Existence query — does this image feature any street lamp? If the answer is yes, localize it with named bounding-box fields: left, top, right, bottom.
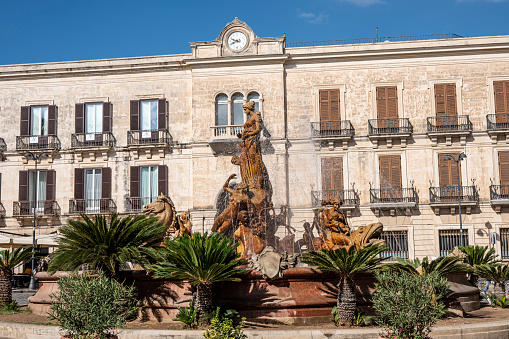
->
left=24, top=151, right=48, bottom=290
left=444, top=152, right=467, bottom=247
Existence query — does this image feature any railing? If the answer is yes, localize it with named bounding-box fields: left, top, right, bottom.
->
left=487, top=114, right=509, bottom=131
left=501, top=228, right=509, bottom=259
left=13, top=200, right=60, bottom=217
left=370, top=187, right=418, bottom=204
left=439, top=229, right=469, bottom=257
left=0, top=203, right=5, bottom=218
left=368, top=118, right=413, bottom=136
left=127, top=129, right=172, bottom=146
left=490, top=185, right=509, bottom=201
left=71, top=132, right=116, bottom=148
left=125, top=196, right=158, bottom=212
left=210, top=125, right=243, bottom=138
left=69, top=199, right=117, bottom=214
left=380, top=231, right=409, bottom=260
left=311, top=189, right=360, bottom=207
left=429, top=186, right=478, bottom=204
left=426, top=115, right=472, bottom=133
left=310, top=121, right=355, bottom=138
left=16, top=135, right=61, bottom=151
left=285, top=33, right=463, bottom=48
left=0, top=138, right=6, bottom=152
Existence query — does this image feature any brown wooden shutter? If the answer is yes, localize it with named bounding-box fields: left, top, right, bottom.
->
left=499, top=151, right=509, bottom=186
left=379, top=155, right=401, bottom=189
left=130, top=166, right=140, bottom=197
left=319, top=89, right=340, bottom=122
left=75, top=103, right=85, bottom=134
left=19, top=171, right=29, bottom=201
left=438, top=153, right=461, bottom=187
left=158, top=165, right=168, bottom=196
left=20, top=106, right=30, bottom=136
left=130, top=100, right=140, bottom=131
left=435, top=84, right=457, bottom=117
left=321, top=157, right=343, bottom=190
left=377, top=86, right=398, bottom=120
left=46, top=170, right=56, bottom=201
left=74, top=168, right=84, bottom=200
left=48, top=105, right=57, bottom=135
left=103, top=102, right=112, bottom=133
left=494, top=81, right=509, bottom=115
left=377, top=87, right=387, bottom=120
left=101, top=167, right=111, bottom=199
left=158, top=99, right=167, bottom=130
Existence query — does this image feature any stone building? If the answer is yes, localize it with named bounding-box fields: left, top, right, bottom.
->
left=1, top=18, right=509, bottom=260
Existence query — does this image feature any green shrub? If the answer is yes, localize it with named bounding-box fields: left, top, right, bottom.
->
left=49, top=272, right=138, bottom=339
left=331, top=306, right=341, bottom=326
left=203, top=307, right=247, bottom=339
left=173, top=300, right=198, bottom=328
left=495, top=295, right=509, bottom=308
left=373, top=270, right=449, bottom=339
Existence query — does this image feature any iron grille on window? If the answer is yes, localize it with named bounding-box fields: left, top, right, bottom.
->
left=501, top=229, right=509, bottom=259
left=380, top=231, right=409, bottom=260
left=439, top=229, right=468, bottom=257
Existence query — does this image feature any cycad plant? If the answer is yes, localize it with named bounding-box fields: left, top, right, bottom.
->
left=301, top=244, right=387, bottom=325
left=0, top=247, right=34, bottom=304
left=459, top=245, right=499, bottom=287
left=48, top=214, right=165, bottom=279
left=147, top=232, right=247, bottom=319
left=474, top=263, right=509, bottom=300
left=384, top=256, right=470, bottom=277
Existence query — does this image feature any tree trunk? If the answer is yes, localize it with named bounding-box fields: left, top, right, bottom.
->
left=494, top=281, right=506, bottom=301
left=0, top=269, right=12, bottom=304
left=337, top=276, right=356, bottom=325
left=195, top=283, right=213, bottom=320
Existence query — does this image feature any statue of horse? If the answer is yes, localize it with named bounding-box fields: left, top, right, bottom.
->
left=142, top=193, right=179, bottom=237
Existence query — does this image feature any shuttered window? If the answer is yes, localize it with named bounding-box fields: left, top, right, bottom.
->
left=379, top=155, right=402, bottom=189
left=20, top=106, right=58, bottom=136
left=376, top=86, right=398, bottom=120
left=75, top=102, right=112, bottom=134
left=435, top=83, right=457, bottom=117
left=319, top=89, right=340, bottom=122
left=499, top=152, right=509, bottom=186
left=438, top=153, right=461, bottom=187
left=19, top=170, right=55, bottom=201
left=321, top=157, right=343, bottom=191
left=494, top=81, right=509, bottom=115
left=130, top=99, right=167, bottom=131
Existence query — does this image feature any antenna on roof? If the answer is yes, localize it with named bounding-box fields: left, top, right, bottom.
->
left=376, top=27, right=379, bottom=42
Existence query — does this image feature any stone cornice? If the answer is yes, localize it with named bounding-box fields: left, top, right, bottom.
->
left=182, top=54, right=289, bottom=69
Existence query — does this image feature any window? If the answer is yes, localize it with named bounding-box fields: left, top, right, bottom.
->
left=376, top=86, right=398, bottom=120
left=319, top=89, right=340, bottom=122
left=247, top=92, right=261, bottom=113
left=130, top=165, right=167, bottom=210
left=140, top=100, right=158, bottom=131
left=18, top=170, right=55, bottom=214
left=214, top=92, right=262, bottom=127
left=499, top=152, right=509, bottom=199
left=232, top=93, right=244, bottom=126
left=439, top=229, right=468, bottom=256
left=85, top=169, right=102, bottom=212
left=380, top=231, right=408, bottom=260
left=379, top=155, right=402, bottom=189
left=74, top=168, right=111, bottom=213
left=438, top=153, right=461, bottom=187
left=30, top=106, right=48, bottom=136
left=20, top=105, right=57, bottom=138
left=75, top=102, right=112, bottom=139
left=85, top=103, right=103, bottom=133
left=129, top=99, right=167, bottom=133
left=216, top=94, right=228, bottom=126
left=435, top=83, right=457, bottom=125
left=501, top=228, right=509, bottom=259
left=140, top=166, right=158, bottom=206
left=494, top=81, right=509, bottom=115
left=321, top=157, right=343, bottom=201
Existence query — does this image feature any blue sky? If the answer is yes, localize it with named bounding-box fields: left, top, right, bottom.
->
left=1, top=0, right=508, bottom=65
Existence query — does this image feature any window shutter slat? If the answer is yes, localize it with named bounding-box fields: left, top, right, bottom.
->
left=321, top=158, right=332, bottom=190
left=390, top=155, right=402, bottom=188
left=20, top=106, right=30, bottom=136
left=103, top=102, right=112, bottom=133
left=445, top=84, right=457, bottom=117
left=19, top=171, right=29, bottom=201
left=435, top=84, right=446, bottom=118
left=158, top=99, right=166, bottom=130
left=376, top=87, right=388, bottom=120
left=74, top=168, right=84, bottom=200
left=379, top=155, right=391, bottom=188
left=319, top=90, right=330, bottom=122
left=46, top=170, right=56, bottom=201
left=330, top=90, right=340, bottom=121
left=102, top=167, right=111, bottom=199
left=48, top=105, right=57, bottom=135
left=75, top=103, right=85, bottom=134
left=387, top=86, right=398, bottom=119
left=130, top=166, right=140, bottom=197
left=130, top=100, right=140, bottom=131
left=332, top=157, right=343, bottom=190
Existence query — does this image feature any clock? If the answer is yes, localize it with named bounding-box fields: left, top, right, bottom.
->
left=227, top=31, right=247, bottom=51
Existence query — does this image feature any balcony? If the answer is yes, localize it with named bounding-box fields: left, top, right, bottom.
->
left=490, top=185, right=509, bottom=212
left=369, top=187, right=418, bottom=216
left=311, top=189, right=359, bottom=216
left=426, top=115, right=472, bottom=146
left=429, top=185, right=478, bottom=214
left=310, top=121, right=355, bottom=150
left=487, top=114, right=509, bottom=144
left=125, top=196, right=157, bottom=213
left=127, top=129, right=173, bottom=160
left=71, top=132, right=116, bottom=162
left=0, top=203, right=5, bottom=218
left=16, top=136, right=61, bottom=163
left=13, top=200, right=60, bottom=217
left=69, top=199, right=117, bottom=215
left=208, top=125, right=243, bottom=155
left=368, top=118, right=412, bottom=148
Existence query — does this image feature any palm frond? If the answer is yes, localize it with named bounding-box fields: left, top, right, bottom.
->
left=474, top=263, right=509, bottom=283
left=0, top=247, right=35, bottom=272
left=459, top=245, right=499, bottom=267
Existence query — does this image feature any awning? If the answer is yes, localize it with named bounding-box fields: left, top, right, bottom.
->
left=0, top=233, right=60, bottom=248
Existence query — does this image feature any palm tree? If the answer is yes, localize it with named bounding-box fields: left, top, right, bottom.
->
left=459, top=245, right=499, bottom=287
left=384, top=256, right=470, bottom=277
left=301, top=244, right=387, bottom=325
left=474, top=263, right=509, bottom=300
left=0, top=247, right=34, bottom=304
left=48, top=214, right=165, bottom=279
left=147, top=232, right=247, bottom=319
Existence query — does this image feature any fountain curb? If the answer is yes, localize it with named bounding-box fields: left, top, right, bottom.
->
left=0, top=320, right=508, bottom=339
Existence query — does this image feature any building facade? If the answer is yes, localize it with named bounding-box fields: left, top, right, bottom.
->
left=1, top=18, right=509, bottom=260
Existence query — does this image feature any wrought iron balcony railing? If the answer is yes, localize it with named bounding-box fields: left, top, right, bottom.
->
left=429, top=186, right=478, bottom=204
left=490, top=185, right=509, bottom=201
left=310, top=121, right=355, bottom=138
left=311, top=189, right=360, bottom=207
left=487, top=114, right=509, bottom=131
left=125, top=196, right=158, bottom=212
left=69, top=199, right=117, bottom=214
left=127, top=129, right=172, bottom=146
left=369, top=187, right=418, bottom=204
left=0, top=138, right=6, bottom=152
left=71, top=132, right=116, bottom=148
left=0, top=203, right=5, bottom=218
left=16, top=135, right=61, bottom=151
left=210, top=125, right=243, bottom=139
left=368, top=118, right=413, bottom=136
left=427, top=115, right=472, bottom=133
left=13, top=200, right=60, bottom=217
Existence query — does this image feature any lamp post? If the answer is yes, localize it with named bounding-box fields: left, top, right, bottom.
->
left=444, top=152, right=467, bottom=247
left=24, top=151, right=48, bottom=290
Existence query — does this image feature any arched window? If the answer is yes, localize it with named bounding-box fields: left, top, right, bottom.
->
left=215, top=94, right=228, bottom=126
left=247, top=92, right=261, bottom=113
left=232, top=93, right=244, bottom=125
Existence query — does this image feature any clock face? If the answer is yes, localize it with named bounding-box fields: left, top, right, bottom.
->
left=228, top=31, right=247, bottom=51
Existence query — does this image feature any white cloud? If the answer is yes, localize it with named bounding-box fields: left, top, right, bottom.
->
left=297, top=10, right=329, bottom=24
left=340, top=0, right=385, bottom=6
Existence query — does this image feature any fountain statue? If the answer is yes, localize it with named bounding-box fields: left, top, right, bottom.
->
left=143, top=193, right=192, bottom=237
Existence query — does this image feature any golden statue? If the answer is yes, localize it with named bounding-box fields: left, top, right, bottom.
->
left=143, top=193, right=192, bottom=238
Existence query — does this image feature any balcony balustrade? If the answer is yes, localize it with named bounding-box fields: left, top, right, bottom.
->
left=69, top=199, right=117, bottom=214
left=311, top=189, right=359, bottom=216
left=489, top=185, right=509, bottom=212
left=71, top=132, right=116, bottom=149
left=13, top=200, right=60, bottom=217
left=16, top=135, right=61, bottom=152
left=367, top=118, right=412, bottom=148
left=429, top=185, right=478, bottom=214
left=486, top=114, right=509, bottom=144
left=127, top=129, right=172, bottom=159
left=310, top=121, right=354, bottom=150
left=210, top=125, right=244, bottom=139
left=369, top=187, right=418, bottom=216
left=426, top=115, right=472, bottom=146
left=125, top=196, right=157, bottom=213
